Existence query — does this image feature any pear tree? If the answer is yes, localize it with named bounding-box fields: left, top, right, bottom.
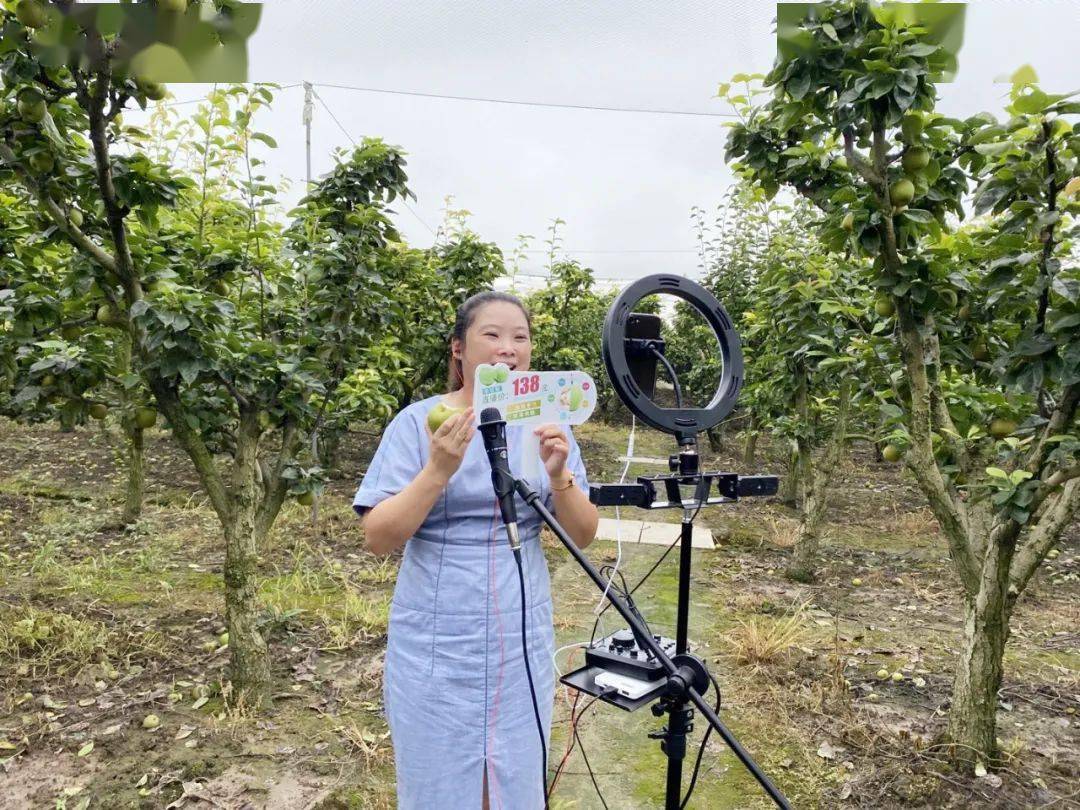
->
left=725, top=0, right=1079, bottom=767
left=1, top=2, right=428, bottom=705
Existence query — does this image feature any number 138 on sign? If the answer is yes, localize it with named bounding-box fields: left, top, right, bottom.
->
left=512, top=375, right=541, bottom=395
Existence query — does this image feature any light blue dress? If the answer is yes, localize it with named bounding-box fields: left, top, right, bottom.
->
left=353, top=395, right=591, bottom=810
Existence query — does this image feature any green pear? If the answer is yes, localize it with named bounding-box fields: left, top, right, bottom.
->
left=988, top=418, right=1017, bottom=439
left=874, top=296, right=895, bottom=318
left=478, top=367, right=497, bottom=386
left=427, top=402, right=465, bottom=433
left=493, top=366, right=509, bottom=383
left=134, top=407, right=157, bottom=429
left=28, top=152, right=54, bottom=173
left=889, top=178, right=915, bottom=208
left=96, top=303, right=123, bottom=326
left=568, top=386, right=583, bottom=411
left=17, top=94, right=46, bottom=124
left=900, top=113, right=923, bottom=143
left=902, top=147, right=930, bottom=174
left=16, top=0, right=48, bottom=28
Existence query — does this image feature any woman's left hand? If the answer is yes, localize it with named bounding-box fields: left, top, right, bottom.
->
left=535, top=424, right=570, bottom=479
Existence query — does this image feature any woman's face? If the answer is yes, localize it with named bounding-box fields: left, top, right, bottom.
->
left=453, top=301, right=532, bottom=388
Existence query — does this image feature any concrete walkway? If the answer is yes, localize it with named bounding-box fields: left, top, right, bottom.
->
left=595, top=517, right=715, bottom=549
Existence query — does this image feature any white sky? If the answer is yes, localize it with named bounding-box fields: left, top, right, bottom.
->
left=134, top=0, right=1080, bottom=293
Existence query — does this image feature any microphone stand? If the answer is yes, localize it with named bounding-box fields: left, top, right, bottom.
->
left=514, top=474, right=791, bottom=810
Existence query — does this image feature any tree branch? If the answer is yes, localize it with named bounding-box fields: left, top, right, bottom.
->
left=1023, top=382, right=1079, bottom=477
left=147, top=377, right=232, bottom=524
left=216, top=371, right=250, bottom=411
left=1007, top=477, right=1080, bottom=600
left=254, top=419, right=300, bottom=540
left=842, top=128, right=881, bottom=187
left=74, top=46, right=139, bottom=297
left=925, top=326, right=973, bottom=473
left=1023, top=462, right=1080, bottom=524
left=0, top=141, right=119, bottom=275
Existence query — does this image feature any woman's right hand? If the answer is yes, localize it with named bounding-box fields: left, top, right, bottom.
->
left=426, top=406, right=475, bottom=484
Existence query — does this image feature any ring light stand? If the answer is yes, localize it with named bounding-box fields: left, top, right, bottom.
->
left=491, top=275, right=790, bottom=809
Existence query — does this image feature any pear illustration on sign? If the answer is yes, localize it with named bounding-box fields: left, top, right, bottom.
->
left=472, top=364, right=596, bottom=426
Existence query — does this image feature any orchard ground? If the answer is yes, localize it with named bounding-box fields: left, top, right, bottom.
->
left=0, top=416, right=1076, bottom=808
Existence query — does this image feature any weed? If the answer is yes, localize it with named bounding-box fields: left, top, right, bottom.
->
left=724, top=600, right=811, bottom=670
left=0, top=603, right=113, bottom=680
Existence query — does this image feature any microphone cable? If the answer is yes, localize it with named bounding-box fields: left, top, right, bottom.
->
left=512, top=544, right=549, bottom=809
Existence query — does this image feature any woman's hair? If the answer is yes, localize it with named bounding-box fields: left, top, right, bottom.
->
left=446, top=291, right=532, bottom=391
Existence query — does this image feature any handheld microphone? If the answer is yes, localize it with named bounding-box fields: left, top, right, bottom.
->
left=479, top=406, right=521, bottom=551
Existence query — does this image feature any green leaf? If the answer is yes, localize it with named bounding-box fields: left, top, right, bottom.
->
left=985, top=467, right=1008, bottom=480
left=905, top=43, right=939, bottom=57
left=1050, top=313, right=1080, bottom=333
left=974, top=142, right=1011, bottom=157
left=1013, top=88, right=1050, bottom=115
left=787, top=72, right=811, bottom=101
left=77, top=740, right=94, bottom=757
left=902, top=208, right=934, bottom=224
left=1014, top=334, right=1056, bottom=357
left=1051, top=275, right=1079, bottom=304
left=1009, top=64, right=1039, bottom=87
left=250, top=132, right=277, bottom=149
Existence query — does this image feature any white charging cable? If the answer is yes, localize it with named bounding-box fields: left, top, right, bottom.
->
left=596, top=415, right=635, bottom=616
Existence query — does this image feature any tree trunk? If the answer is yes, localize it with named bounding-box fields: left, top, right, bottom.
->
left=121, top=423, right=144, bottom=524
left=786, top=489, right=828, bottom=583
left=946, top=595, right=1009, bottom=766
left=742, top=413, right=760, bottom=467
left=705, top=425, right=723, bottom=453
left=116, top=331, right=144, bottom=523
left=743, top=431, right=759, bottom=467
left=59, top=403, right=77, bottom=433
left=780, top=449, right=800, bottom=507
left=945, top=529, right=1012, bottom=768
left=224, top=412, right=272, bottom=707
left=786, top=377, right=851, bottom=583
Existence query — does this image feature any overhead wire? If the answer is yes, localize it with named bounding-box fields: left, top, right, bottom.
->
left=309, top=87, right=439, bottom=237
left=159, top=82, right=303, bottom=107
left=314, top=81, right=739, bottom=119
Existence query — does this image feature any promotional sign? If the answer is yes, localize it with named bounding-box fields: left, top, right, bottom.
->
left=472, top=363, right=597, bottom=484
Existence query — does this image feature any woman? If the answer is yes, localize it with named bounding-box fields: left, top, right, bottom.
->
left=354, top=291, right=600, bottom=809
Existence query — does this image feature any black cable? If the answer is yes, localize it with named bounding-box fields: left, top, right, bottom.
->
left=513, top=547, right=549, bottom=809
left=573, top=705, right=610, bottom=810
left=547, top=693, right=603, bottom=797
left=680, top=668, right=723, bottom=809
left=651, top=346, right=684, bottom=408
left=593, top=492, right=707, bottom=630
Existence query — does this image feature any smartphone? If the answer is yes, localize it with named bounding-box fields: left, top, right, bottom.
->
left=625, top=312, right=663, bottom=399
